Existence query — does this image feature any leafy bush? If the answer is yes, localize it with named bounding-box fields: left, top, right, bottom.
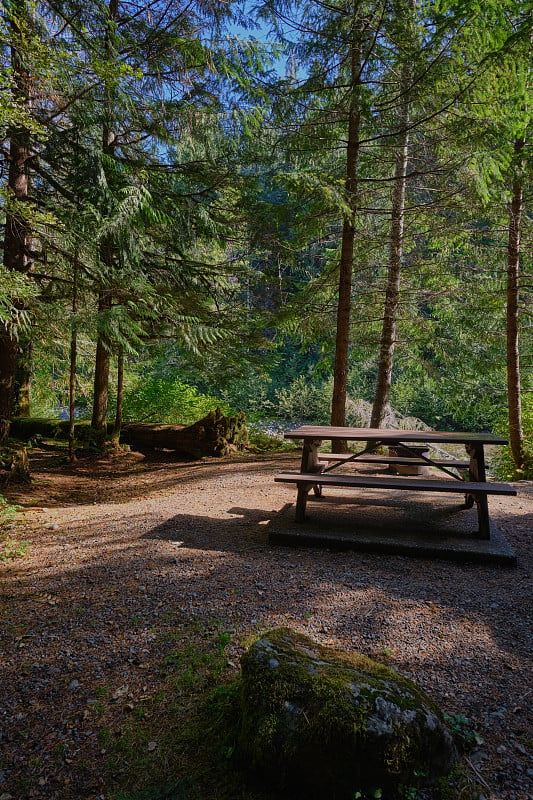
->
left=443, top=713, right=483, bottom=752
left=214, top=372, right=273, bottom=421
left=0, top=494, right=19, bottom=528
left=494, top=397, right=533, bottom=480
left=122, top=377, right=228, bottom=425
left=272, top=375, right=333, bottom=423
left=246, top=425, right=295, bottom=453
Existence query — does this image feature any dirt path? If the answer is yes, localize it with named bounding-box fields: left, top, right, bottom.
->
left=1, top=448, right=532, bottom=800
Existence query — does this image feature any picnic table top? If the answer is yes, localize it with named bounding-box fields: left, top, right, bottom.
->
left=283, top=426, right=509, bottom=446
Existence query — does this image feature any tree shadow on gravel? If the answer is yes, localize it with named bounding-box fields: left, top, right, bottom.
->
left=1, top=453, right=531, bottom=800
left=4, top=447, right=300, bottom=507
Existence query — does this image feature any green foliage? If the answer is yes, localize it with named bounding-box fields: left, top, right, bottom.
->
left=0, top=495, right=27, bottom=562
left=246, top=426, right=295, bottom=453
left=1, top=0, right=531, bottom=460
left=0, top=531, right=28, bottom=561
left=494, top=396, right=533, bottom=480
left=121, top=377, right=227, bottom=425
left=0, top=494, right=20, bottom=528
left=264, top=374, right=375, bottom=428
left=102, top=623, right=256, bottom=800
left=0, top=7, right=48, bottom=140
left=443, top=713, right=482, bottom=752
left=0, top=265, right=39, bottom=330
left=165, top=628, right=232, bottom=691
left=209, top=371, right=273, bottom=421
left=272, top=375, right=333, bottom=423
left=390, top=374, right=494, bottom=433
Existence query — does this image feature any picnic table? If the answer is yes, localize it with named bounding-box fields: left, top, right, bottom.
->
left=275, top=426, right=517, bottom=539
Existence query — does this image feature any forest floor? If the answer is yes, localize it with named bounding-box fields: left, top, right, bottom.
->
left=0, top=443, right=532, bottom=800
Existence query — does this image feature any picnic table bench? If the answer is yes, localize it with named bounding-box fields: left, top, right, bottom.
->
left=275, top=426, right=517, bottom=540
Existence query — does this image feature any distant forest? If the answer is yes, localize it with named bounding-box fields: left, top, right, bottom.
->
left=1, top=0, right=531, bottom=473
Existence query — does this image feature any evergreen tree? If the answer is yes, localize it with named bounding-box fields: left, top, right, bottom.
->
left=1, top=0, right=52, bottom=442
left=12, top=0, right=269, bottom=439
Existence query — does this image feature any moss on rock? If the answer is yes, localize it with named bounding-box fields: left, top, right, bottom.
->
left=236, top=628, right=458, bottom=799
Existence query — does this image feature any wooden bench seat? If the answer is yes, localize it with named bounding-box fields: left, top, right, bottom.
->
left=275, top=472, right=516, bottom=495
left=275, top=472, right=517, bottom=536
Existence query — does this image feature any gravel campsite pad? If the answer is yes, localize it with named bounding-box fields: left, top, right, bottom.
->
left=1, top=447, right=532, bottom=800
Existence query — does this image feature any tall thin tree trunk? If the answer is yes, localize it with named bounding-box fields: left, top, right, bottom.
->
left=330, top=14, right=362, bottom=451
left=0, top=0, right=33, bottom=443
left=370, top=69, right=411, bottom=429
left=506, top=137, right=525, bottom=467
left=114, top=346, right=124, bottom=438
left=68, top=256, right=79, bottom=463
left=0, top=338, right=19, bottom=443
left=91, top=290, right=112, bottom=435
left=90, top=0, right=118, bottom=441
left=14, top=337, right=32, bottom=417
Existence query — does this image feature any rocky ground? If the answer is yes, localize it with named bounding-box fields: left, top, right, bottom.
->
left=0, top=445, right=531, bottom=800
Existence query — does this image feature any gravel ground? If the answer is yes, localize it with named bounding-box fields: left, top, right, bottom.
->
left=0, top=449, right=532, bottom=800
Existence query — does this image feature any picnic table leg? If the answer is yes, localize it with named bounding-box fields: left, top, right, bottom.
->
left=301, top=438, right=324, bottom=498
left=473, top=493, right=491, bottom=539
left=466, top=443, right=491, bottom=539
left=295, top=483, right=312, bottom=522
left=294, top=439, right=324, bottom=519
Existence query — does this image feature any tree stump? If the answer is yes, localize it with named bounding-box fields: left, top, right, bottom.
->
left=1, top=445, right=31, bottom=483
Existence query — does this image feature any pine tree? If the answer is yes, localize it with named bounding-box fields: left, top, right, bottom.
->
left=0, top=0, right=49, bottom=442
left=22, top=0, right=266, bottom=440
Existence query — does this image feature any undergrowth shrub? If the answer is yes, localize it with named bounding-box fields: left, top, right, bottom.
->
left=272, top=375, right=333, bottom=423
left=269, top=376, right=429, bottom=430
left=0, top=494, right=19, bottom=528
left=122, top=377, right=228, bottom=425
left=246, top=427, right=295, bottom=453
left=0, top=495, right=26, bottom=561
left=494, top=397, right=533, bottom=480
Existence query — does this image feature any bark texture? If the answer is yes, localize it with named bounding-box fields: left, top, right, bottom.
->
left=370, top=65, right=411, bottom=429
left=14, top=337, right=32, bottom=417
left=113, top=347, right=124, bottom=437
left=506, top=137, right=525, bottom=467
left=90, top=0, right=119, bottom=438
left=1, top=1, right=33, bottom=443
left=330, top=12, right=362, bottom=451
left=68, top=260, right=79, bottom=463
left=0, top=337, right=19, bottom=444
left=91, top=291, right=112, bottom=435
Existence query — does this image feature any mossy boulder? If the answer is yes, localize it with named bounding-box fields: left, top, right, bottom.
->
left=236, top=628, right=458, bottom=799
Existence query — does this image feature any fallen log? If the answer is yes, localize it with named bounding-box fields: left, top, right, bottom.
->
left=121, top=408, right=248, bottom=458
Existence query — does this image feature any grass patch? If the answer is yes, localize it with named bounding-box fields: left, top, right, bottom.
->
left=0, top=494, right=27, bottom=561
left=103, top=622, right=278, bottom=800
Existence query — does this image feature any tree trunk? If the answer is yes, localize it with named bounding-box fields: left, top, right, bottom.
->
left=0, top=334, right=19, bottom=444
left=330, top=17, right=362, bottom=451
left=370, top=67, right=411, bottom=429
left=14, top=336, right=32, bottom=417
left=91, top=291, right=112, bottom=436
left=114, top=346, right=124, bottom=438
left=68, top=257, right=78, bottom=463
left=506, top=137, right=525, bottom=467
left=90, top=0, right=118, bottom=444
left=0, top=0, right=33, bottom=443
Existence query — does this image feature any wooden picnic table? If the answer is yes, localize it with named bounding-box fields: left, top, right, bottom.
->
left=275, top=426, right=517, bottom=539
